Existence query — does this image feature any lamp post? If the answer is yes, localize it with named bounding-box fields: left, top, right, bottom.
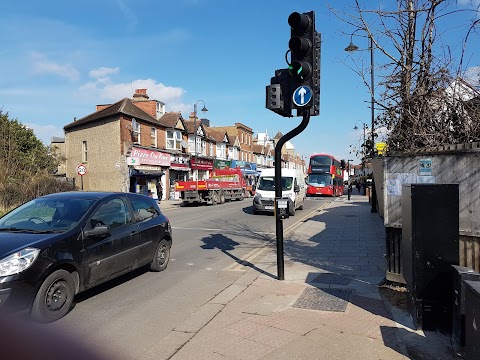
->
left=345, top=30, right=377, bottom=213
left=353, top=121, right=367, bottom=176
left=347, top=159, right=354, bottom=201
left=193, top=100, right=208, bottom=181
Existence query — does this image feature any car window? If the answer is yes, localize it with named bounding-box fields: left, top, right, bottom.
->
left=0, top=198, right=93, bottom=232
left=129, top=196, right=159, bottom=222
left=90, top=198, right=130, bottom=230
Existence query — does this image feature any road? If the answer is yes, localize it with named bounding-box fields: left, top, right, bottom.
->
left=48, top=196, right=332, bottom=359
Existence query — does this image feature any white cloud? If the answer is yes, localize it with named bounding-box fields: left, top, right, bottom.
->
left=465, top=66, right=480, bottom=87
left=26, top=123, right=64, bottom=145
left=101, top=79, right=186, bottom=104
left=89, top=67, right=120, bottom=79
left=115, top=0, right=138, bottom=31
left=77, top=77, right=189, bottom=115
left=30, top=52, right=80, bottom=81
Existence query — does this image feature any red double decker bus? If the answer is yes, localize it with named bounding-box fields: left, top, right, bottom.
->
left=306, top=154, right=345, bottom=197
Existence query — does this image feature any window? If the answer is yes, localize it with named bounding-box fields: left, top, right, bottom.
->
left=90, top=198, right=131, bottom=230
left=167, top=130, right=182, bottom=150
left=241, top=133, right=244, bottom=143
left=82, top=141, right=88, bottom=162
left=210, top=143, right=214, bottom=156
left=129, top=196, right=159, bottom=222
left=216, top=143, right=226, bottom=158
left=151, top=127, right=157, bottom=147
left=132, top=121, right=140, bottom=144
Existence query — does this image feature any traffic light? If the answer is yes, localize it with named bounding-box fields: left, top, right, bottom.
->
left=266, top=68, right=293, bottom=117
left=288, top=11, right=321, bottom=116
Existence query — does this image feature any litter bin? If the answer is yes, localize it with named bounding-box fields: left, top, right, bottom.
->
left=452, top=266, right=480, bottom=346
left=464, top=280, right=480, bottom=359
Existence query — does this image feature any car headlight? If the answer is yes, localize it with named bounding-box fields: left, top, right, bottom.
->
left=0, top=248, right=40, bottom=277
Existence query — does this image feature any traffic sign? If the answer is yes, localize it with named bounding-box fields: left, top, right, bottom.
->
left=77, top=164, right=87, bottom=176
left=292, top=86, right=312, bottom=107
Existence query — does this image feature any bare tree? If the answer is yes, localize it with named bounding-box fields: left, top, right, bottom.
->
left=329, top=0, right=480, bottom=153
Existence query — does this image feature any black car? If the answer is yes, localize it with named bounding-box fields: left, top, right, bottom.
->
left=0, top=191, right=172, bottom=322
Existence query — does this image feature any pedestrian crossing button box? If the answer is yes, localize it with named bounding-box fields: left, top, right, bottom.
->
left=275, top=197, right=289, bottom=219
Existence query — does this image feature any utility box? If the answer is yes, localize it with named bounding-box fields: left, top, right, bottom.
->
left=464, top=280, right=480, bottom=359
left=402, top=184, right=459, bottom=332
left=452, top=266, right=480, bottom=347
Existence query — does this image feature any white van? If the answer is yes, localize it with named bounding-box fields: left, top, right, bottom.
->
left=252, top=168, right=306, bottom=216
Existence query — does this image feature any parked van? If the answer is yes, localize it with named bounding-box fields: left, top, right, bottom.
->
left=252, top=168, right=306, bottom=216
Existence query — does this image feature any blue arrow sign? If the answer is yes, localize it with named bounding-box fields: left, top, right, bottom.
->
left=292, top=86, right=312, bottom=107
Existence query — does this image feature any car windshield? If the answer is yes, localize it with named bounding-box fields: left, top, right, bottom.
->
left=0, top=198, right=95, bottom=232
left=307, top=173, right=332, bottom=186
left=257, top=176, right=293, bottom=191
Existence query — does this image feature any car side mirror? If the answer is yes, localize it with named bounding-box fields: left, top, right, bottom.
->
left=294, top=185, right=300, bottom=193
left=85, top=225, right=110, bottom=238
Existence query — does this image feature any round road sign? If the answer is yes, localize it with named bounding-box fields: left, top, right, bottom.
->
left=77, top=164, right=87, bottom=176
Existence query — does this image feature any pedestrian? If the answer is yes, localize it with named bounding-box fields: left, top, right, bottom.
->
left=356, top=181, right=361, bottom=193
left=157, top=183, right=163, bottom=201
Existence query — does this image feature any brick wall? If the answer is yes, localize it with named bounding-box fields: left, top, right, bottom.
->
left=65, top=119, right=128, bottom=192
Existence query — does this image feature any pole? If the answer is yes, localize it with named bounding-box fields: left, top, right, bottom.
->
left=193, top=103, right=197, bottom=182
left=274, top=110, right=310, bottom=280
left=362, top=124, right=366, bottom=176
left=369, top=34, right=377, bottom=213
left=347, top=160, right=351, bottom=201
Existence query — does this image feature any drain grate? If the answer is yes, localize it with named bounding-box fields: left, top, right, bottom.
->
left=293, top=288, right=355, bottom=312
left=311, top=273, right=353, bottom=285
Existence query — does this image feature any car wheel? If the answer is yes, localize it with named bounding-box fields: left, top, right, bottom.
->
left=31, top=269, right=75, bottom=323
left=150, top=239, right=171, bottom=272
left=220, top=192, right=226, bottom=204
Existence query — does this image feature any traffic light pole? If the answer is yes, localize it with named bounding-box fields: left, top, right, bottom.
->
left=274, top=109, right=310, bottom=280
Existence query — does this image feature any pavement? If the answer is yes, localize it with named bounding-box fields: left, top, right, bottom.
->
left=154, top=194, right=459, bottom=360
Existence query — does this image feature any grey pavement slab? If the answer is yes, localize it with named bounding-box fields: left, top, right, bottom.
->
left=167, top=195, right=455, bottom=360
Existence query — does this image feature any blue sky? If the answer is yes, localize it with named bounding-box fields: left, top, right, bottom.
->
left=1, top=0, right=479, bottom=164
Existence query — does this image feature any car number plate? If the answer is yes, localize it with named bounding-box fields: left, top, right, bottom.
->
left=264, top=206, right=274, bottom=210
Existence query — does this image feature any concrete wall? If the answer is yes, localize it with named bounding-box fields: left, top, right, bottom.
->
left=65, top=119, right=129, bottom=192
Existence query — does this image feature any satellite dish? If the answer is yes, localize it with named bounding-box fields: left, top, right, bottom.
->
left=181, top=140, right=188, bottom=149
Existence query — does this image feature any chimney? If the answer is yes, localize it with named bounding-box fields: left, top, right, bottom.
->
left=133, top=88, right=149, bottom=101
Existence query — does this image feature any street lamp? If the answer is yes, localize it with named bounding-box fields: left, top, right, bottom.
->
left=347, top=159, right=354, bottom=201
left=345, top=29, right=377, bottom=213
left=353, top=120, right=367, bottom=176
left=193, top=100, right=208, bottom=181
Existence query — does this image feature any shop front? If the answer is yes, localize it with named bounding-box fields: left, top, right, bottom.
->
left=190, top=158, right=214, bottom=180
left=231, top=160, right=258, bottom=190
left=214, top=159, right=232, bottom=169
left=127, top=147, right=171, bottom=200
left=169, top=154, right=191, bottom=200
